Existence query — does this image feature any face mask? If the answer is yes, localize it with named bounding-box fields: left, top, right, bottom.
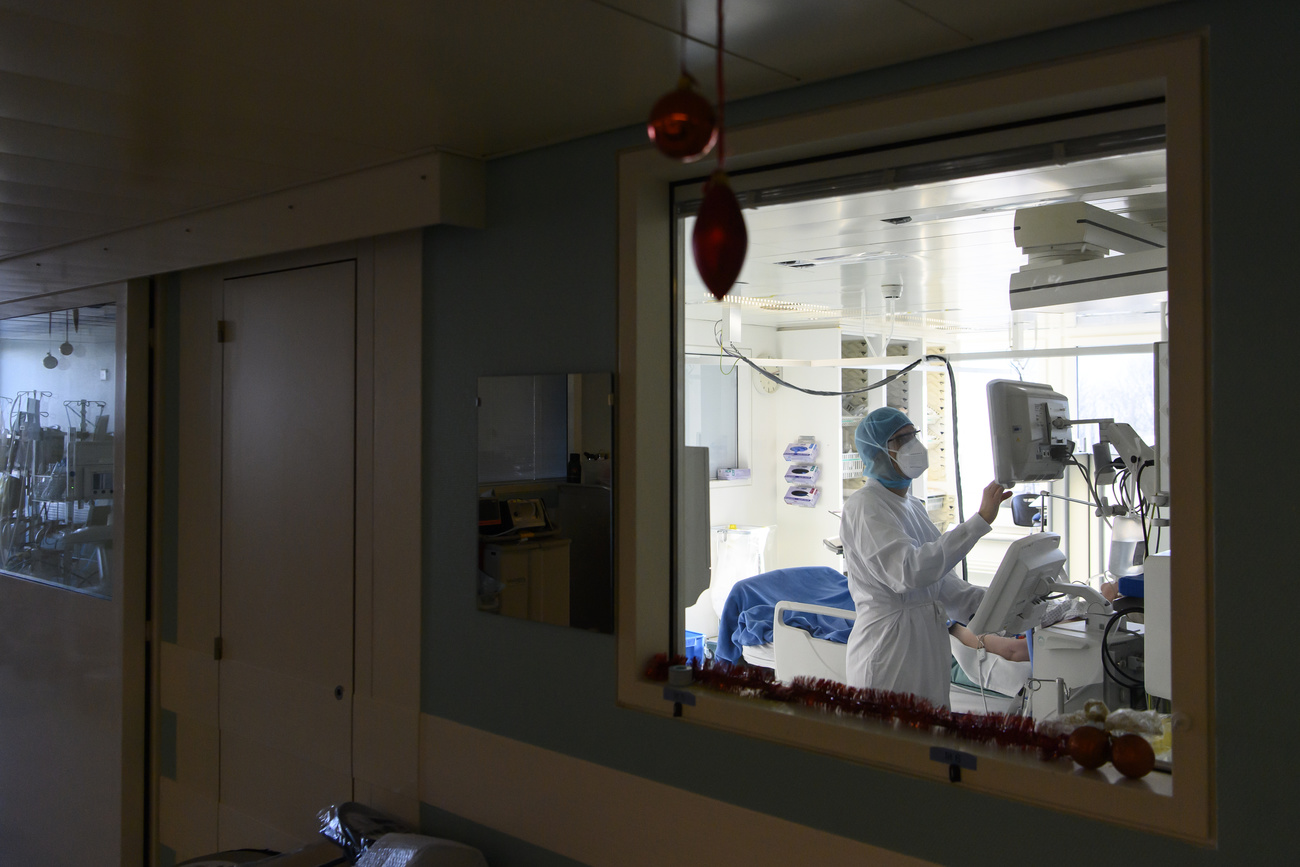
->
left=893, top=437, right=929, bottom=478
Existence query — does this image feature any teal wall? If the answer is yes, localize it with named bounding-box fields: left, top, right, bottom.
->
left=422, top=1, right=1297, bottom=863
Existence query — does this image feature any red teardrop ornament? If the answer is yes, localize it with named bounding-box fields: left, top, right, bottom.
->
left=692, top=171, right=747, bottom=300
left=647, top=75, right=717, bottom=162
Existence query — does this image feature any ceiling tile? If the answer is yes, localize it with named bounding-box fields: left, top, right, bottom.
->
left=0, top=152, right=236, bottom=209
left=907, top=0, right=1174, bottom=42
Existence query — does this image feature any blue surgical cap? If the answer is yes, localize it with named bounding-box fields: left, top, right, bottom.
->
left=855, top=407, right=916, bottom=490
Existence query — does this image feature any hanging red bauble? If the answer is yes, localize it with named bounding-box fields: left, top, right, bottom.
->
left=692, top=170, right=747, bottom=300
left=647, top=75, right=717, bottom=162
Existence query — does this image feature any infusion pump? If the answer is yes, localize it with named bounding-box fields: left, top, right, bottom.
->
left=67, top=439, right=113, bottom=501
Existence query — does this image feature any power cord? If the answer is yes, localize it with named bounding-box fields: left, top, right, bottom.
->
left=1101, top=606, right=1144, bottom=691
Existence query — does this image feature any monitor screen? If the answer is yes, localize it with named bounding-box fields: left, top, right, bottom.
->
left=986, top=379, right=1073, bottom=485
left=967, top=532, right=1067, bottom=637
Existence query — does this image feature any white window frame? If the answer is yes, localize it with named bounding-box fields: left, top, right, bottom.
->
left=616, top=37, right=1211, bottom=842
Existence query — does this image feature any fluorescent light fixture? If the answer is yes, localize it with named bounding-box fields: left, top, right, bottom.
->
left=703, top=295, right=838, bottom=314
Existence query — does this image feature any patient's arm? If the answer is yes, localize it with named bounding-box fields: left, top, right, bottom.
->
left=949, top=623, right=1030, bottom=662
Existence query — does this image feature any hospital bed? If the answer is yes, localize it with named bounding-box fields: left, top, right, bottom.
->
left=686, top=565, right=1030, bottom=715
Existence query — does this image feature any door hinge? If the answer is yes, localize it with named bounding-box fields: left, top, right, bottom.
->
left=217, top=320, right=230, bottom=343
left=213, top=636, right=223, bottom=661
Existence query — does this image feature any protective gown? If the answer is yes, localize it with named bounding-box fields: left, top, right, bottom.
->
left=841, top=478, right=989, bottom=707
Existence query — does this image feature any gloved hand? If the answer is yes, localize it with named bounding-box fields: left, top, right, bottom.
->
left=978, top=481, right=1012, bottom=524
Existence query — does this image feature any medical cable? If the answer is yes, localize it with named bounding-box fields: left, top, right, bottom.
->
left=1113, top=469, right=1130, bottom=511
left=711, top=321, right=742, bottom=375
left=974, top=636, right=991, bottom=715
left=1066, top=456, right=1113, bottom=529
left=1135, top=461, right=1152, bottom=552
left=1101, top=606, right=1144, bottom=691
left=717, top=335, right=931, bottom=397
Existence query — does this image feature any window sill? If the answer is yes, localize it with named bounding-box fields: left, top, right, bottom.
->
left=622, top=676, right=1183, bottom=835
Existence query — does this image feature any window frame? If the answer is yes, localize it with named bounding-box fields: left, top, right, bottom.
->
left=616, top=37, right=1211, bottom=841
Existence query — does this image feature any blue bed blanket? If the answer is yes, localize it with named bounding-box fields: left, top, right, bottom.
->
left=714, top=566, right=855, bottom=664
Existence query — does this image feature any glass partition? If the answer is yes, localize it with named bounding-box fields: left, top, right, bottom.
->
left=0, top=304, right=117, bottom=597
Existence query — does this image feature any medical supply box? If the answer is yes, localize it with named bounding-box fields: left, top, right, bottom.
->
left=784, top=464, right=819, bottom=484
left=784, top=485, right=820, bottom=507
left=783, top=441, right=818, bottom=461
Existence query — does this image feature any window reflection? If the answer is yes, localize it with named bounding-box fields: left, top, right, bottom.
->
left=476, top=372, right=614, bottom=632
left=0, top=305, right=116, bottom=597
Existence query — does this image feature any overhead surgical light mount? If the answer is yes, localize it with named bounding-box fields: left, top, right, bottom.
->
left=1009, top=201, right=1166, bottom=313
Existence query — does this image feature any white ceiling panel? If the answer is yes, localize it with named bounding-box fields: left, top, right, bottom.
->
left=0, top=0, right=1177, bottom=300
left=604, top=0, right=972, bottom=85
left=0, top=153, right=237, bottom=208
left=0, top=8, right=140, bottom=92
left=684, top=149, right=1167, bottom=340
left=910, top=0, right=1169, bottom=42
left=0, top=0, right=145, bottom=37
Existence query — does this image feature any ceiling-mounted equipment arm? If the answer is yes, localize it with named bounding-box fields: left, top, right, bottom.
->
left=1052, top=415, right=1155, bottom=507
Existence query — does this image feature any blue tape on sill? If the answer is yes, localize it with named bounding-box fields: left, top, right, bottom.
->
left=930, top=747, right=977, bottom=771
left=663, top=686, right=696, bottom=706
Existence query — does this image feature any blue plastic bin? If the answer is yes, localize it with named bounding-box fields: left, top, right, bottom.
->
left=1117, top=574, right=1145, bottom=598
left=684, top=630, right=704, bottom=665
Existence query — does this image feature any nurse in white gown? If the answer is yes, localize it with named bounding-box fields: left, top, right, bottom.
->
left=841, top=407, right=1010, bottom=707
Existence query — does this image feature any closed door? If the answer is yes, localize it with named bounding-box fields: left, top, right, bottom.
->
left=217, top=261, right=356, bottom=845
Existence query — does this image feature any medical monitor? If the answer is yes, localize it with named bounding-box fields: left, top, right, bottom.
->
left=967, top=532, right=1068, bottom=637
left=987, top=379, right=1073, bottom=485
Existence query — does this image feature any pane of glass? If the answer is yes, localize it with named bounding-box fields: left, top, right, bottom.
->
left=0, top=305, right=116, bottom=598
left=673, top=139, right=1170, bottom=720
left=1075, top=354, right=1156, bottom=450
left=476, top=372, right=614, bottom=633
left=683, top=360, right=738, bottom=478
left=477, top=374, right=568, bottom=483
left=533, top=374, right=568, bottom=481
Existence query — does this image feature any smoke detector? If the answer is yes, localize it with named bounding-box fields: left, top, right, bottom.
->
left=881, top=282, right=903, bottom=300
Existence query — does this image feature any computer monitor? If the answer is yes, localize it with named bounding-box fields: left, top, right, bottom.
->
left=986, top=379, right=1073, bottom=485
left=967, top=533, right=1068, bottom=637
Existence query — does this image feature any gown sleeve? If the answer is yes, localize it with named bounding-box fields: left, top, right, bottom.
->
left=847, top=497, right=992, bottom=596
left=937, top=573, right=985, bottom=624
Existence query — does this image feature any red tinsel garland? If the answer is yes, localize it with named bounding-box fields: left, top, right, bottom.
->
left=646, top=654, right=1070, bottom=760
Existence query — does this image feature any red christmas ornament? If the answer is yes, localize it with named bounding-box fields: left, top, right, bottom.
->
left=692, top=171, right=747, bottom=300
left=1110, top=733, right=1156, bottom=779
left=1067, top=724, right=1111, bottom=770
left=647, top=75, right=717, bottom=162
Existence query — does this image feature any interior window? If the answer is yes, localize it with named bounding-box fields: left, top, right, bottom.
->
left=673, top=133, right=1169, bottom=726
left=622, top=43, right=1210, bottom=837
left=0, top=305, right=118, bottom=598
